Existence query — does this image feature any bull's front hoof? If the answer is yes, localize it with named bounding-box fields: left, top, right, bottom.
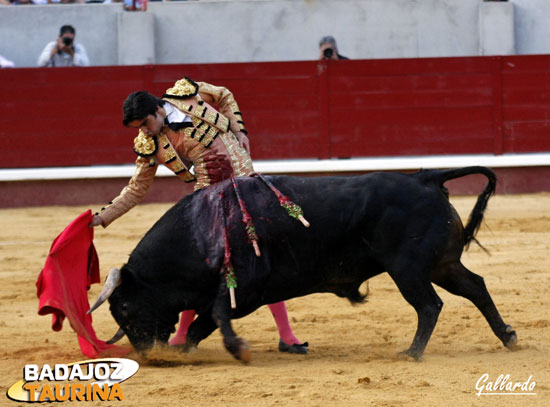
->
left=171, top=341, right=197, bottom=353
left=503, top=325, right=518, bottom=350
left=224, top=336, right=251, bottom=364
left=399, top=349, right=423, bottom=362
left=237, top=340, right=252, bottom=364
left=182, top=343, right=198, bottom=353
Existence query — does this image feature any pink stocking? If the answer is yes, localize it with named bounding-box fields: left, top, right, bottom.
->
left=268, top=301, right=301, bottom=345
left=169, top=310, right=196, bottom=346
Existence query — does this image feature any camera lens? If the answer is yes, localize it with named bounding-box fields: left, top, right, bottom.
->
left=323, top=48, right=334, bottom=58
left=62, top=37, right=73, bottom=46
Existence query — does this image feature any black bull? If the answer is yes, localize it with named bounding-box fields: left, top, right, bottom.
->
left=96, top=166, right=517, bottom=361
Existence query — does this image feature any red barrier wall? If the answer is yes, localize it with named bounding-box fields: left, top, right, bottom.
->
left=2, top=55, right=549, bottom=169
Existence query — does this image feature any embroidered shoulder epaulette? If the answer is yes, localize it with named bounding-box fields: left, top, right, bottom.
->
left=133, top=131, right=158, bottom=157
left=162, top=77, right=199, bottom=99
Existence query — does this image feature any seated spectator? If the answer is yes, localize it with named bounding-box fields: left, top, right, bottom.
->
left=37, top=25, right=90, bottom=67
left=318, top=35, right=349, bottom=60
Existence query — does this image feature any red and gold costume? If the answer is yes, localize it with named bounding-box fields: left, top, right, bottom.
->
left=98, top=77, right=254, bottom=227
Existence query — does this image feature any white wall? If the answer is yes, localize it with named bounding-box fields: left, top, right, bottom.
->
left=150, top=0, right=482, bottom=63
left=479, top=1, right=515, bottom=55
left=512, top=0, right=550, bottom=55
left=0, top=0, right=541, bottom=69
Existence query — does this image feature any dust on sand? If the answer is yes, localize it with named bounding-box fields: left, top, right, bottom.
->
left=1, top=194, right=549, bottom=406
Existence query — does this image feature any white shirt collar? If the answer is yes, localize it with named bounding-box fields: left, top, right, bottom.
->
left=164, top=102, right=191, bottom=123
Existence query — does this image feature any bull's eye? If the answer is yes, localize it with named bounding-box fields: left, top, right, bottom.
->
left=121, top=303, right=129, bottom=317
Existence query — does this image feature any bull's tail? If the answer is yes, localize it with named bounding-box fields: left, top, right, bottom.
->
left=422, top=166, right=497, bottom=248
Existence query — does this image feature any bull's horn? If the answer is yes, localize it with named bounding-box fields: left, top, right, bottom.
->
left=87, top=268, right=121, bottom=314
left=106, top=327, right=126, bottom=344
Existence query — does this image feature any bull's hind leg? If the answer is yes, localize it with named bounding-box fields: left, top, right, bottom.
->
left=388, top=268, right=444, bottom=361
left=212, top=280, right=251, bottom=363
left=432, top=262, right=517, bottom=350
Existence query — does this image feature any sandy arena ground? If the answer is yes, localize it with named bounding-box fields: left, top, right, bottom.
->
left=1, top=192, right=549, bottom=406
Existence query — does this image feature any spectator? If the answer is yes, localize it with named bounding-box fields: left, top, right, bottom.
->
left=37, top=25, right=90, bottom=67
left=0, top=54, right=15, bottom=68
left=319, top=35, right=349, bottom=60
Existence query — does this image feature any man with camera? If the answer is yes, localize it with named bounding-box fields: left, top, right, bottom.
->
left=319, top=35, right=349, bottom=61
left=38, top=25, right=90, bottom=67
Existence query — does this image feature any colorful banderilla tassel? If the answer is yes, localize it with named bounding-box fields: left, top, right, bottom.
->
left=220, top=191, right=237, bottom=309
left=231, top=177, right=261, bottom=256
left=255, top=173, right=310, bottom=227
left=225, top=266, right=237, bottom=309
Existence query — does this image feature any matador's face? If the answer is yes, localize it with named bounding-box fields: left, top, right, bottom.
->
left=128, top=105, right=166, bottom=137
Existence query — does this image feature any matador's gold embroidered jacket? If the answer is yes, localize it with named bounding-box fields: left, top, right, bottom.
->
left=98, top=77, right=254, bottom=227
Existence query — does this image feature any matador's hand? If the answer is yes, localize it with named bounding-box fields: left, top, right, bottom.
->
left=89, top=214, right=104, bottom=228
left=235, top=132, right=250, bottom=154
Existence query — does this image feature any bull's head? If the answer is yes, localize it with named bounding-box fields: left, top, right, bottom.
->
left=88, top=267, right=177, bottom=352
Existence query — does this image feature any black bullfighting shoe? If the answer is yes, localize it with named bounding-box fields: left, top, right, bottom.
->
left=278, top=339, right=309, bottom=354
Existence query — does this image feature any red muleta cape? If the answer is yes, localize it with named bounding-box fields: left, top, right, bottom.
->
left=36, top=210, right=130, bottom=358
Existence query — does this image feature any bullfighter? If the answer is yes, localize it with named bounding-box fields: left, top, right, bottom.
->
left=90, top=77, right=308, bottom=354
